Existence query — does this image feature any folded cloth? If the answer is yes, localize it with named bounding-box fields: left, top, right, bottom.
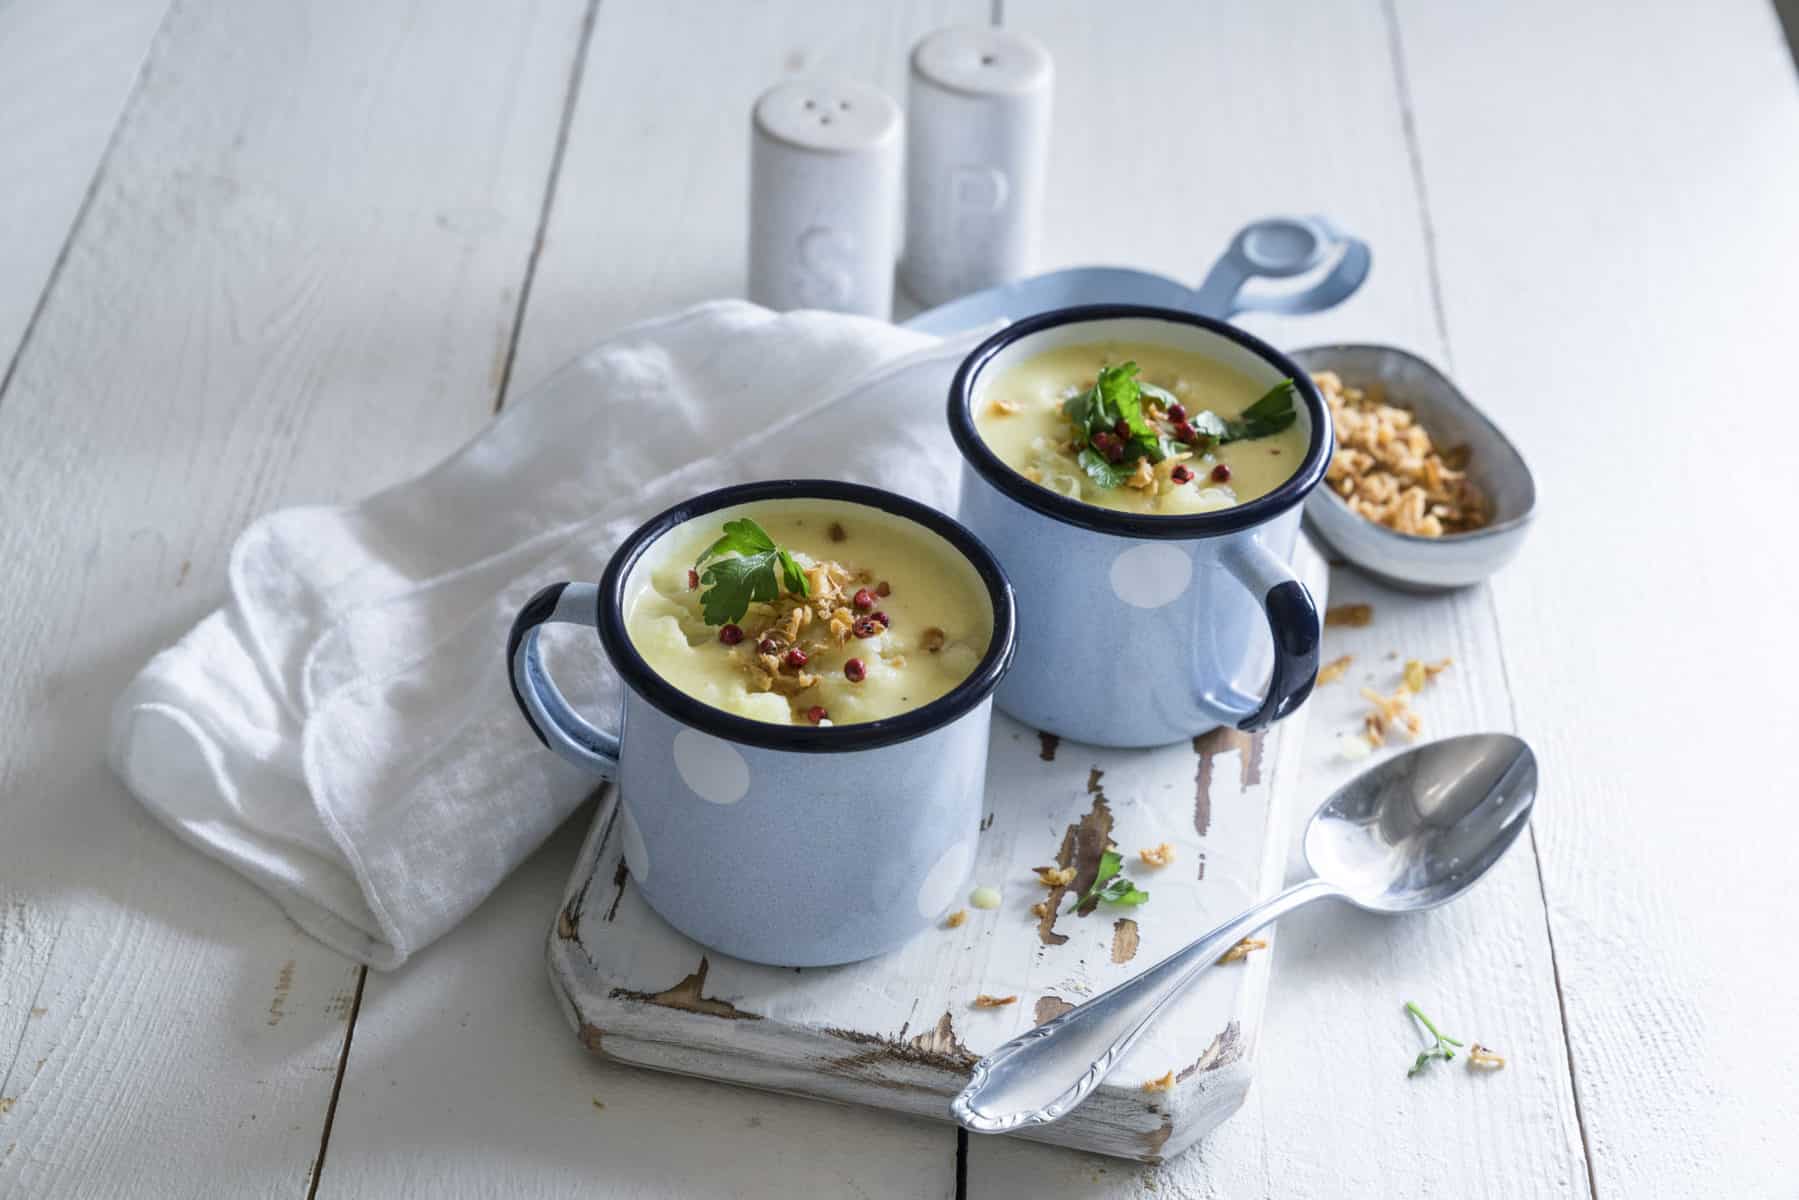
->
left=111, top=301, right=993, bottom=968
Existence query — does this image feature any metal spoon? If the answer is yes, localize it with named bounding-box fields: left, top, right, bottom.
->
left=951, top=732, right=1537, bottom=1133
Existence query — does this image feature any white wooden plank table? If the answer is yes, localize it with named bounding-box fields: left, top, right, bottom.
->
left=1, top=1, right=1796, bottom=1197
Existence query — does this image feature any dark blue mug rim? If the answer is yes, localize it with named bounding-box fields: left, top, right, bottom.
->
left=595, top=479, right=1018, bottom=753
left=947, top=304, right=1333, bottom=540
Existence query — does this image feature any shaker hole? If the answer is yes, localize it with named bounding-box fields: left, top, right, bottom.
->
left=819, top=114, right=833, bottom=125
left=803, top=99, right=817, bottom=110
left=838, top=99, right=850, bottom=110
left=980, top=54, right=996, bottom=65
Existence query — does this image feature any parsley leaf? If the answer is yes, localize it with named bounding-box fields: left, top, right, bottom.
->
left=692, top=517, right=809, bottom=626
left=1063, top=363, right=1162, bottom=474
left=1403, top=1001, right=1466, bottom=1077
left=1077, top=448, right=1130, bottom=489
left=1072, top=849, right=1150, bottom=911
left=1221, top=379, right=1298, bottom=442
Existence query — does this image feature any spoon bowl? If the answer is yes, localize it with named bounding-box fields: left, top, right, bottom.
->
left=951, top=733, right=1537, bottom=1134
left=1304, top=733, right=1537, bottom=912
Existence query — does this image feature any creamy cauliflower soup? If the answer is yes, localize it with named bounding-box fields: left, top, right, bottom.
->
left=973, top=341, right=1306, bottom=515
left=625, top=502, right=992, bottom=726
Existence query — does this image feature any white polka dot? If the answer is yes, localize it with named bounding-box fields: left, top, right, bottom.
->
left=916, top=838, right=975, bottom=919
left=1109, top=543, right=1193, bottom=609
left=673, top=728, right=750, bottom=805
left=619, top=802, right=650, bottom=883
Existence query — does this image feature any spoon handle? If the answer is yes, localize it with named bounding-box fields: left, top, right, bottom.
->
left=951, top=876, right=1340, bottom=1132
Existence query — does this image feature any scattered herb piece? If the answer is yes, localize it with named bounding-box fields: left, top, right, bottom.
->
left=1073, top=848, right=1149, bottom=911
left=1221, top=379, right=1299, bottom=442
left=1404, top=1001, right=1465, bottom=1076
left=692, top=518, right=809, bottom=625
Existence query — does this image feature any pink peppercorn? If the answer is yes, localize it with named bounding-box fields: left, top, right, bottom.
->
left=1113, top=418, right=1131, bottom=437
left=1173, top=420, right=1197, bottom=443
left=806, top=706, right=828, bottom=724
left=783, top=648, right=808, bottom=668
left=1211, top=463, right=1232, bottom=483
left=687, top=569, right=699, bottom=590
left=844, top=658, right=867, bottom=683
left=1167, top=402, right=1187, bottom=422
left=756, top=637, right=778, bottom=656
left=718, top=624, right=744, bottom=645
left=1171, top=465, right=1194, bottom=484
left=872, top=611, right=889, bottom=628
left=852, top=616, right=881, bottom=639
left=852, top=587, right=875, bottom=611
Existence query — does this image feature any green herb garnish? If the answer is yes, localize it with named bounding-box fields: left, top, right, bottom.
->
left=1063, top=362, right=1162, bottom=464
left=1077, top=447, right=1131, bottom=489
left=1404, top=1001, right=1465, bottom=1077
left=692, top=518, right=809, bottom=626
left=1061, top=367, right=1298, bottom=489
left=1221, top=378, right=1299, bottom=442
left=1072, top=849, right=1149, bottom=911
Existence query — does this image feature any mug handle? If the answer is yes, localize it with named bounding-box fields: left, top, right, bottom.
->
left=1215, top=540, right=1321, bottom=732
left=507, top=582, right=621, bottom=778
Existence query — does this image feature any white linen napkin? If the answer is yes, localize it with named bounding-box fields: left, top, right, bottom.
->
left=110, top=301, right=992, bottom=968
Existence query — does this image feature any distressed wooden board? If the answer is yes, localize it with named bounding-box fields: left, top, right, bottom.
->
left=545, top=540, right=1325, bottom=1163
left=0, top=0, right=594, bottom=1195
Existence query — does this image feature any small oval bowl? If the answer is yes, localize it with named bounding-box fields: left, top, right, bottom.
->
left=1289, top=344, right=1536, bottom=591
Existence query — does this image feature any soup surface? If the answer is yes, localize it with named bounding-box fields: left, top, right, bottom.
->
left=973, top=340, right=1307, bottom=515
left=625, top=501, right=992, bottom=726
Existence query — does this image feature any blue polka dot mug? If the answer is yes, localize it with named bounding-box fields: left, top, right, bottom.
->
left=507, top=480, right=1017, bottom=967
left=947, top=306, right=1329, bottom=748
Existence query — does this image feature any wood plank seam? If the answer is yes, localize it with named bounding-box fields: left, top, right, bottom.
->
left=491, top=0, right=605, bottom=415
left=0, top=1, right=173, bottom=410
left=305, top=964, right=367, bottom=1200
left=1483, top=571, right=1599, bottom=1198
left=1379, top=0, right=1455, bottom=372
left=299, top=0, right=604, bottom=1191
left=1385, top=3, right=1598, bottom=1193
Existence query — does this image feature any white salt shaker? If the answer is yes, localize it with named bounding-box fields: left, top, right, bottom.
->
left=901, top=27, right=1054, bottom=308
left=748, top=79, right=901, bottom=320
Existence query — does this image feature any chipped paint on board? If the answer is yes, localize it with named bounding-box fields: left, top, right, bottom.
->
left=609, top=957, right=762, bottom=1021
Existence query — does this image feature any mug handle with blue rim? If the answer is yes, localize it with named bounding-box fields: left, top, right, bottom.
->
left=507, top=581, right=620, bottom=777
left=1217, top=540, right=1321, bottom=732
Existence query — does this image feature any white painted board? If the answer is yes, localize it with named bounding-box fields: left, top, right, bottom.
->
left=545, top=542, right=1326, bottom=1163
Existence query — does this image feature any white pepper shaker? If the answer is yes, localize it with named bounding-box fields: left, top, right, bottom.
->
left=901, top=27, right=1054, bottom=308
left=748, top=78, right=901, bottom=320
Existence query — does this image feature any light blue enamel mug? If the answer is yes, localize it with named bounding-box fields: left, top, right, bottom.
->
left=948, top=306, right=1329, bottom=748
left=507, top=481, right=1017, bottom=967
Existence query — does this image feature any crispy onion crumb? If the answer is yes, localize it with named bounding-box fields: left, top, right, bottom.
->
left=1216, top=937, right=1269, bottom=964
left=1138, top=843, right=1175, bottom=868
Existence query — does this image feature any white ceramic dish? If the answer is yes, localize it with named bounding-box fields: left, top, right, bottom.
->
left=1290, top=344, right=1536, bottom=591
